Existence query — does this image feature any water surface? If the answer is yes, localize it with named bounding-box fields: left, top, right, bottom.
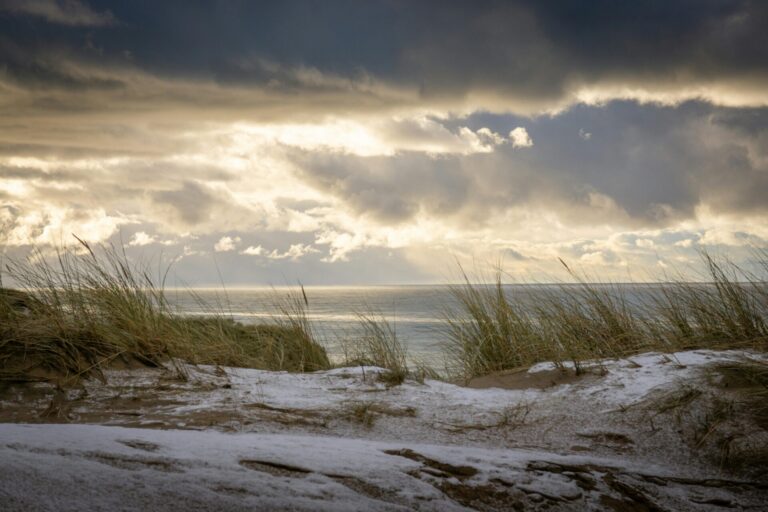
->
left=167, top=284, right=667, bottom=364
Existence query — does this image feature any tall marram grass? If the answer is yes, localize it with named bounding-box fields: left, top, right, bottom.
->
left=649, top=253, right=768, bottom=350
left=339, top=311, right=410, bottom=385
left=446, top=252, right=768, bottom=380
left=536, top=261, right=653, bottom=373
left=0, top=239, right=329, bottom=383
left=443, top=270, right=546, bottom=377
left=5, top=240, right=768, bottom=386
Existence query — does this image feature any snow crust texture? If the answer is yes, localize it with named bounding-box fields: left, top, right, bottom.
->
left=2, top=350, right=767, bottom=510
left=2, top=423, right=766, bottom=511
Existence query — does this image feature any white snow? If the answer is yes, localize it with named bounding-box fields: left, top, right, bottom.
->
left=2, top=349, right=767, bottom=510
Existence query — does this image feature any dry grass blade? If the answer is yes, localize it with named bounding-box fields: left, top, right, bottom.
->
left=340, top=311, right=410, bottom=385
left=444, top=251, right=768, bottom=380
left=0, top=238, right=330, bottom=383
left=443, top=267, right=546, bottom=380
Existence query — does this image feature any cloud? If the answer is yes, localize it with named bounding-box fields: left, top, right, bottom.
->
left=0, top=202, right=128, bottom=247
left=1, top=0, right=115, bottom=27
left=289, top=149, right=472, bottom=223
left=279, top=100, right=768, bottom=257
left=266, top=243, right=319, bottom=261
left=238, top=243, right=317, bottom=261
left=214, top=236, right=240, bottom=252
left=240, top=243, right=320, bottom=261
left=579, top=250, right=620, bottom=266
left=315, top=229, right=376, bottom=263
left=509, top=127, right=533, bottom=148
left=699, top=227, right=767, bottom=248
left=501, top=247, right=528, bottom=261
left=225, top=118, right=508, bottom=157
left=3, top=100, right=768, bottom=270
left=635, top=238, right=655, bottom=249
left=457, top=126, right=506, bottom=153
left=1, top=2, right=767, bottom=283
left=0, top=1, right=766, bottom=135
left=129, top=231, right=155, bottom=247
left=241, top=245, right=264, bottom=256
left=149, top=181, right=225, bottom=227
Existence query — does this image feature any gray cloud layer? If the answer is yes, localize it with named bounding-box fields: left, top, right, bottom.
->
left=290, top=102, right=768, bottom=230
left=1, top=1, right=767, bottom=283
left=1, top=1, right=768, bottom=115
left=0, top=0, right=115, bottom=27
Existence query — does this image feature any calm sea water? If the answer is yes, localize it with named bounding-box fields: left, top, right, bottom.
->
left=166, top=286, right=453, bottom=363
left=165, top=285, right=665, bottom=365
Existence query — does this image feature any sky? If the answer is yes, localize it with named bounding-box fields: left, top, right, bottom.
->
left=1, top=0, right=767, bottom=285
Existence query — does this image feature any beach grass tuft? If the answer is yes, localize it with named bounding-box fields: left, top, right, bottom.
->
left=340, top=311, right=410, bottom=385
left=442, top=268, right=547, bottom=379
left=445, top=252, right=768, bottom=380
left=0, top=239, right=329, bottom=383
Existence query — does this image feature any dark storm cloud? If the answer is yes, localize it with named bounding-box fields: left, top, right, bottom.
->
left=0, top=56, right=125, bottom=92
left=292, top=101, right=768, bottom=228
left=394, top=0, right=768, bottom=107
left=150, top=181, right=223, bottom=226
left=290, top=150, right=473, bottom=223
left=528, top=0, right=768, bottom=75
left=2, top=0, right=768, bottom=283
left=1, top=1, right=767, bottom=109
left=0, top=0, right=115, bottom=27
left=711, top=107, right=768, bottom=135
left=118, top=0, right=768, bottom=92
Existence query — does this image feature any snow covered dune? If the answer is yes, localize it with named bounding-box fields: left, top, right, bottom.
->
left=2, top=350, right=767, bottom=510
left=2, top=423, right=765, bottom=511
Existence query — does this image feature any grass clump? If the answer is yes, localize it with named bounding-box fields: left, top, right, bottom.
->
left=171, top=318, right=329, bottom=373
left=344, top=402, right=379, bottom=428
left=707, top=358, right=768, bottom=474
left=0, top=239, right=329, bottom=383
left=651, top=385, right=704, bottom=417
left=538, top=261, right=658, bottom=373
left=710, top=358, right=768, bottom=429
left=341, top=312, right=410, bottom=385
left=443, top=269, right=546, bottom=379
left=649, top=376, right=766, bottom=476
left=443, top=264, right=646, bottom=379
left=615, top=356, right=768, bottom=475
left=650, top=253, right=768, bottom=351
left=445, top=252, right=768, bottom=380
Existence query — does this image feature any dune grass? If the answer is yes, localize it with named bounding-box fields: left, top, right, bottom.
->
left=642, top=357, right=768, bottom=475
left=5, top=238, right=768, bottom=389
left=710, top=357, right=768, bottom=430
left=0, top=239, right=329, bottom=383
left=336, top=308, right=446, bottom=384
left=338, top=311, right=410, bottom=385
left=442, top=271, right=546, bottom=378
left=445, top=252, right=768, bottom=380
left=649, top=253, right=768, bottom=350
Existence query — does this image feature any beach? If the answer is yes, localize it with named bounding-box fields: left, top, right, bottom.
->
left=3, top=350, right=767, bottom=510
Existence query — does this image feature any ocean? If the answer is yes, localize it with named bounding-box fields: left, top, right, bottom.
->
left=166, top=286, right=452, bottom=364
left=165, top=284, right=665, bottom=365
